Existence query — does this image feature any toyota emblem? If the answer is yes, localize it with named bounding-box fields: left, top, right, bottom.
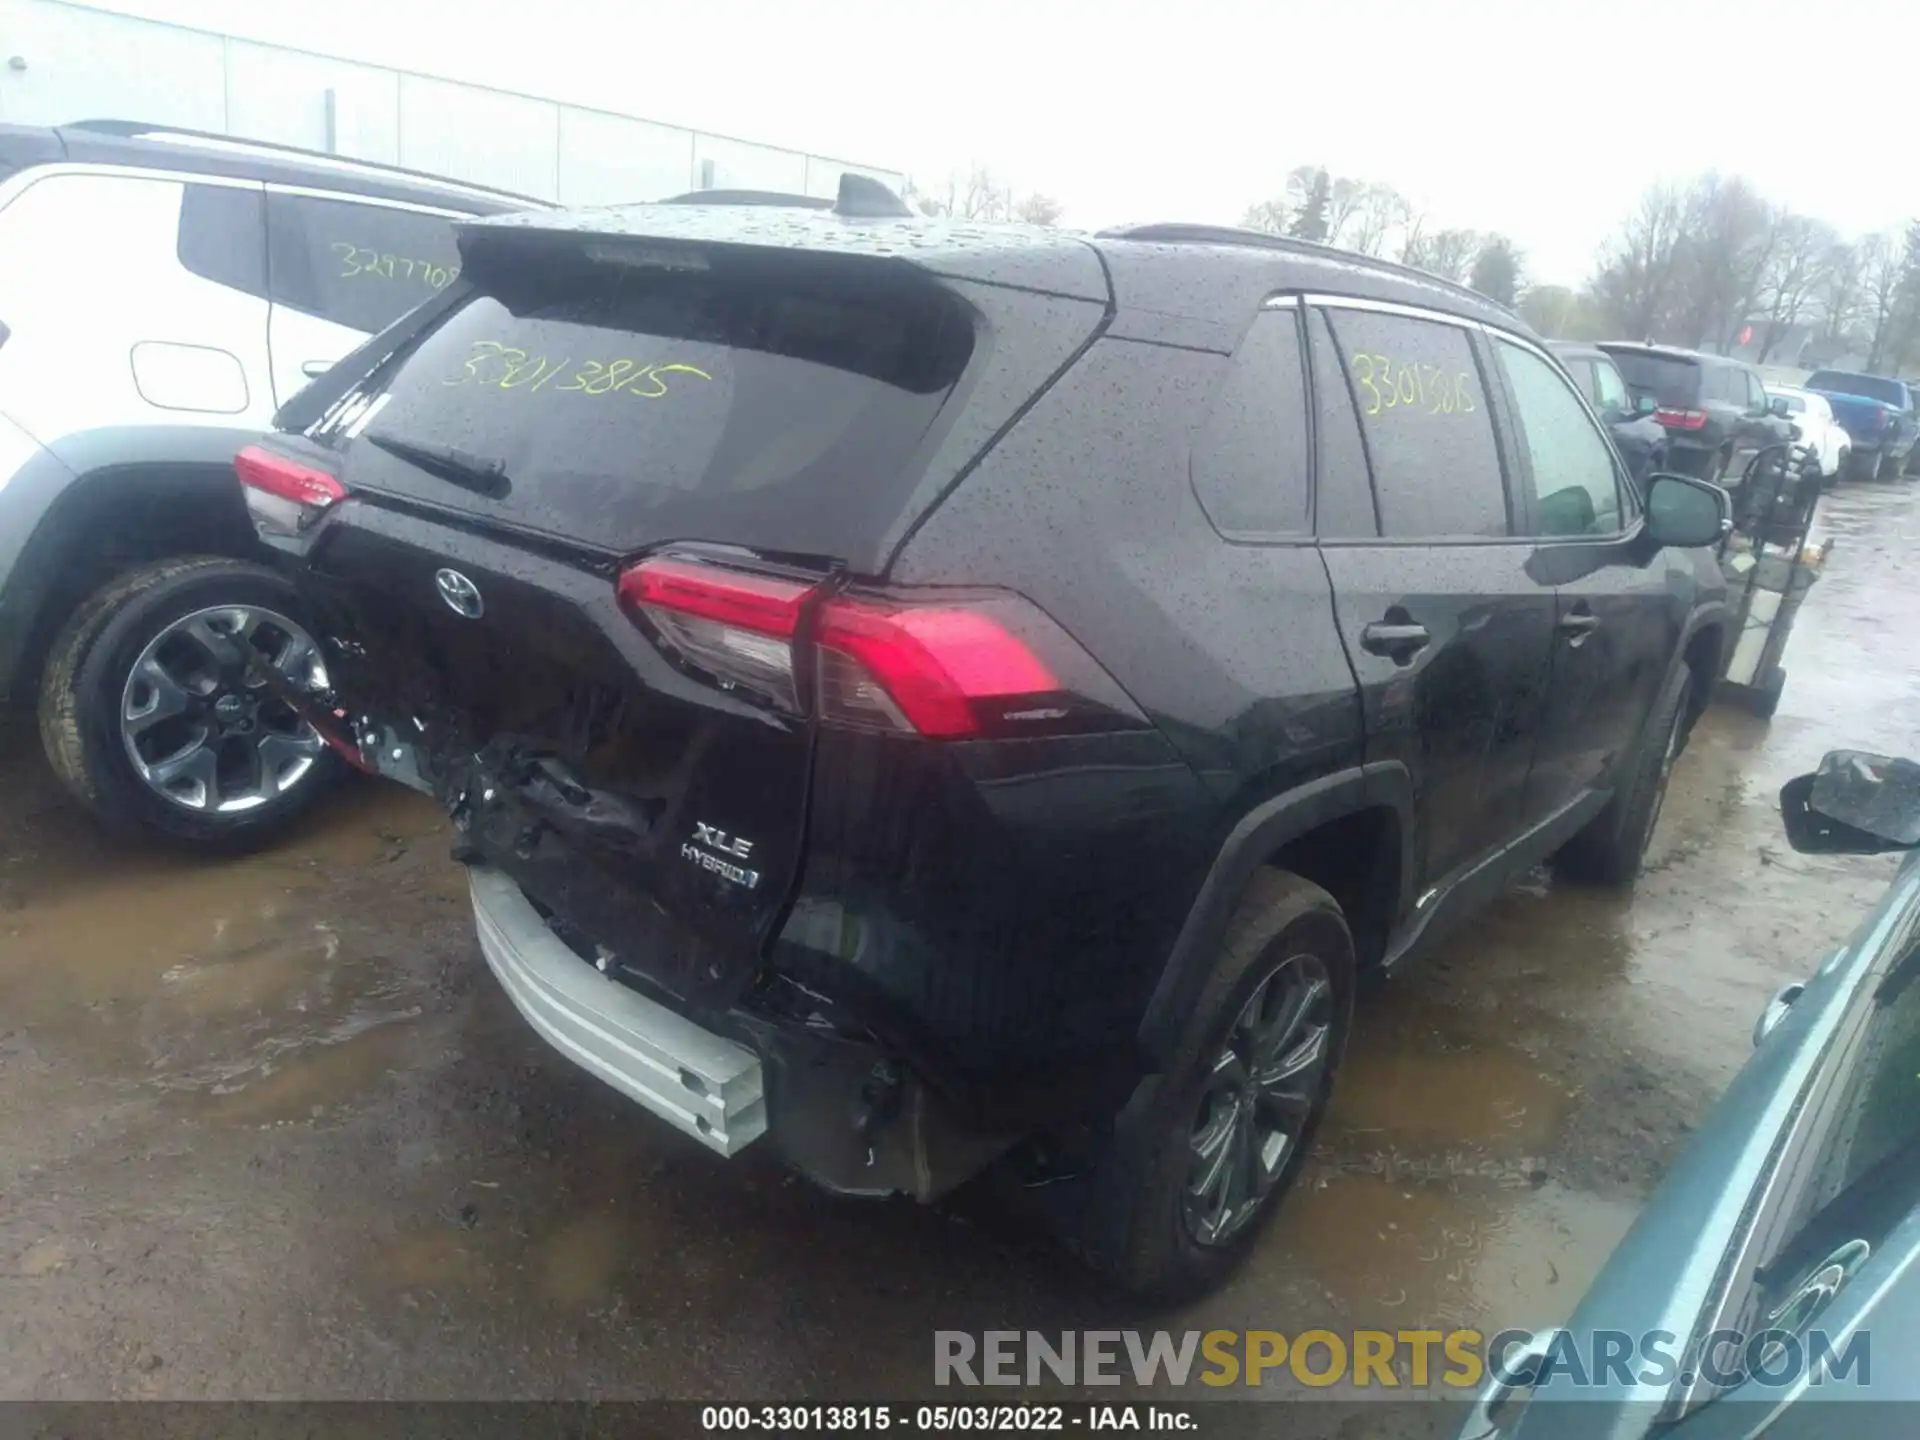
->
left=435, top=568, right=484, bottom=619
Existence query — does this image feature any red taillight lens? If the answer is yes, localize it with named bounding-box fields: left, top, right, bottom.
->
left=235, top=444, right=347, bottom=535
left=1654, top=407, right=1708, bottom=431
left=617, top=556, right=1110, bottom=740
left=619, top=556, right=811, bottom=711
left=816, top=601, right=1058, bottom=738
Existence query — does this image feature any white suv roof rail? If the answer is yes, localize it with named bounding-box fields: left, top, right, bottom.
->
left=63, top=118, right=550, bottom=210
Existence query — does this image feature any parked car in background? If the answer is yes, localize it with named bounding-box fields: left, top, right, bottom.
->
left=1766, top=384, right=1851, bottom=483
left=1598, top=343, right=1793, bottom=482
left=1550, top=341, right=1668, bottom=484
left=0, top=119, right=538, bottom=849
left=246, top=200, right=1735, bottom=1297
left=1461, top=750, right=1920, bottom=1438
left=1801, top=370, right=1917, bottom=481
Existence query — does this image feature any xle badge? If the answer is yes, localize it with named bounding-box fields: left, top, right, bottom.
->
left=683, top=822, right=761, bottom=889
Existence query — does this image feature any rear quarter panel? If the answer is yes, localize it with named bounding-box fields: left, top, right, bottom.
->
left=842, top=333, right=1357, bottom=1080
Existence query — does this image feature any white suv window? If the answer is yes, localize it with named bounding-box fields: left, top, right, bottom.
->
left=266, top=192, right=464, bottom=333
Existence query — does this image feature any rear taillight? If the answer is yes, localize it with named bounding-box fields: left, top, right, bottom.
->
left=235, top=445, right=346, bottom=536
left=1654, top=407, right=1708, bottom=430
left=618, top=555, right=1134, bottom=740
left=618, top=557, right=810, bottom=711
left=815, top=601, right=1059, bottom=738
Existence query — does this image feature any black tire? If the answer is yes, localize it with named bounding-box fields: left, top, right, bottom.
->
left=1554, top=668, right=1693, bottom=886
left=1076, top=871, right=1355, bottom=1299
left=1845, top=449, right=1877, bottom=484
left=1876, top=449, right=1901, bottom=483
left=37, top=556, right=341, bottom=850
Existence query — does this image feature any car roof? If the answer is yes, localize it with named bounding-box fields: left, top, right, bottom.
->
left=1548, top=341, right=1607, bottom=361
left=0, top=119, right=540, bottom=216
left=1595, top=342, right=1739, bottom=367
left=466, top=201, right=1533, bottom=336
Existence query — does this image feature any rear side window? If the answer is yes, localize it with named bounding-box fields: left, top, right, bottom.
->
left=267, top=193, right=463, bottom=333
left=1497, top=338, right=1625, bottom=537
left=1190, top=306, right=1309, bottom=537
left=1560, top=357, right=1598, bottom=405
left=360, top=254, right=975, bottom=557
left=1592, top=357, right=1631, bottom=412
left=1326, top=307, right=1508, bottom=538
left=1607, top=351, right=1699, bottom=407
left=177, top=183, right=267, bottom=299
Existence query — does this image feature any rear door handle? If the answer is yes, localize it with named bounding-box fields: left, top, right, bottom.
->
left=302, top=359, right=333, bottom=378
left=1360, top=622, right=1431, bottom=663
left=1559, top=611, right=1602, bottom=641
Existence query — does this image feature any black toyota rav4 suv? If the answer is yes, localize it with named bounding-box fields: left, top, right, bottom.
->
left=241, top=183, right=1732, bottom=1297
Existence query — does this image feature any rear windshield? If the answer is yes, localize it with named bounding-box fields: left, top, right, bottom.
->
left=1806, top=371, right=1907, bottom=407
left=359, top=251, right=976, bottom=556
left=1603, top=350, right=1699, bottom=406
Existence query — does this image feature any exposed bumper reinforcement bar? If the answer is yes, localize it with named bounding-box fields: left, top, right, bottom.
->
left=468, top=865, right=766, bottom=1157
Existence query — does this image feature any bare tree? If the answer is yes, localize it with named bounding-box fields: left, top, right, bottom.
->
left=1420, top=228, right=1482, bottom=284
left=1588, top=181, right=1690, bottom=340
left=907, top=166, right=1059, bottom=226
left=1242, top=198, right=1292, bottom=235
left=1013, top=193, right=1063, bottom=226
left=1861, top=234, right=1904, bottom=370
left=1809, top=239, right=1865, bottom=351
left=1324, top=176, right=1367, bottom=247
left=1346, top=183, right=1410, bottom=258
left=1754, top=215, right=1835, bottom=362
left=1396, top=208, right=1428, bottom=266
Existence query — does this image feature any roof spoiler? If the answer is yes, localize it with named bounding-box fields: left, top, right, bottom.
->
left=660, top=174, right=914, bottom=220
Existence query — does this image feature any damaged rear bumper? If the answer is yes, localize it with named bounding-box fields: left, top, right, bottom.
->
left=466, top=859, right=1015, bottom=1199
left=471, top=864, right=767, bottom=1156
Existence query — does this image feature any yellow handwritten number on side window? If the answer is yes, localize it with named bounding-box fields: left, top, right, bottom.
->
left=1350, top=353, right=1477, bottom=418
left=332, top=242, right=459, bottom=289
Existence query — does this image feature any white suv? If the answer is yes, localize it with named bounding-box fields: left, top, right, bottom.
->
left=0, top=119, right=536, bottom=848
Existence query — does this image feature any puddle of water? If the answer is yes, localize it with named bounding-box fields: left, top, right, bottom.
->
left=382, top=1230, right=488, bottom=1289
left=1270, top=1170, right=1638, bottom=1335
left=189, top=1019, right=417, bottom=1126
left=536, top=1211, right=628, bottom=1307
left=1330, top=1019, right=1567, bottom=1153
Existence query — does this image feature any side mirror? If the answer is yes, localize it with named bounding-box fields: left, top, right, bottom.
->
left=1643, top=472, right=1730, bottom=549
left=1635, top=394, right=1659, bottom=416
left=1769, top=396, right=1792, bottom=419
left=1780, top=751, right=1920, bottom=854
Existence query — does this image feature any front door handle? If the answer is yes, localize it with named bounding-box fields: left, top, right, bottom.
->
left=1360, top=621, right=1431, bottom=664
left=301, top=359, right=334, bottom=379
left=1558, top=611, right=1602, bottom=643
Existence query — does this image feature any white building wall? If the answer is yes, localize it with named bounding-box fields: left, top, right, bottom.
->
left=0, top=0, right=905, bottom=204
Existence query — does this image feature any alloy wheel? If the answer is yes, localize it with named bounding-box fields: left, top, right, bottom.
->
left=1183, top=951, right=1334, bottom=1247
left=119, top=604, right=329, bottom=814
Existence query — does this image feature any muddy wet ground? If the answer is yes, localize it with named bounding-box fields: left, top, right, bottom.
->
left=2, top=483, right=1915, bottom=1414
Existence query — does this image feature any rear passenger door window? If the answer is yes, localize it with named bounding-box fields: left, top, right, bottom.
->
left=1591, top=356, right=1631, bottom=415
left=1190, top=304, right=1310, bottom=537
left=1496, top=338, right=1626, bottom=537
left=264, top=191, right=466, bottom=408
left=1324, top=308, right=1509, bottom=537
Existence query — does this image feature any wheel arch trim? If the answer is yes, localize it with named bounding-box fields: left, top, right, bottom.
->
left=1137, top=761, right=1413, bottom=1064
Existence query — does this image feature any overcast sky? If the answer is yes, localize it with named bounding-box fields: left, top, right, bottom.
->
left=95, top=0, right=1918, bottom=285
